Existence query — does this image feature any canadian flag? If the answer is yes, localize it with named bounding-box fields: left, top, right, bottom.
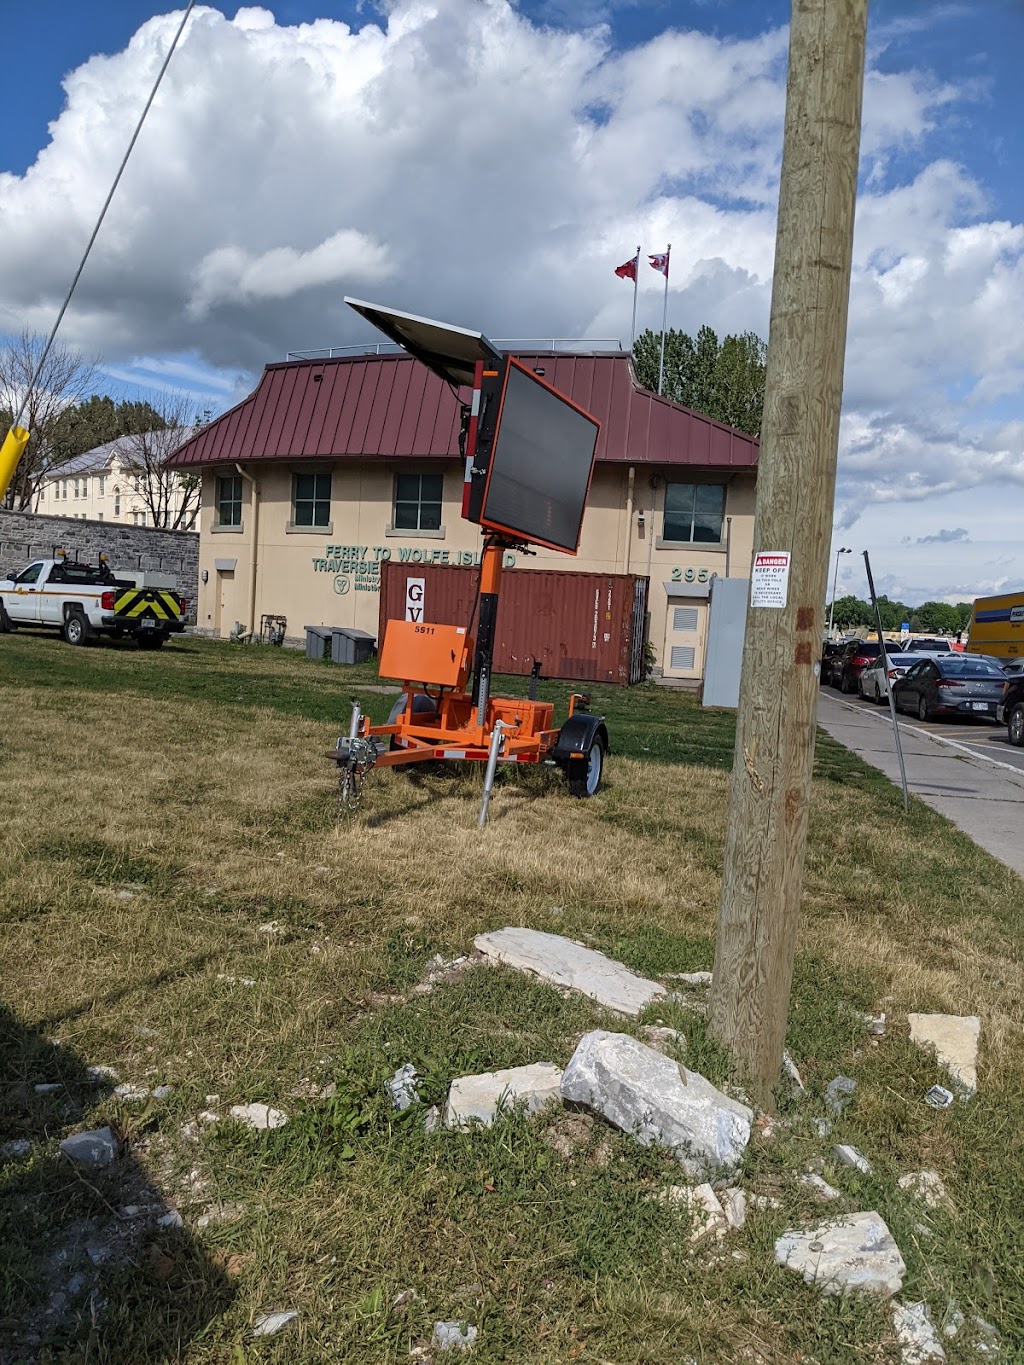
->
left=614, top=252, right=639, bottom=281
left=648, top=249, right=670, bottom=277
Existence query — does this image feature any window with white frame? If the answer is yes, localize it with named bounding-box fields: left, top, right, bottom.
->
left=662, top=482, right=726, bottom=544
left=291, top=471, right=331, bottom=527
left=392, top=471, right=443, bottom=532
left=98, top=476, right=106, bottom=498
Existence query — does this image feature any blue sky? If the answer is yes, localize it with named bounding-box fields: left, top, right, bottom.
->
left=1, top=0, right=1022, bottom=603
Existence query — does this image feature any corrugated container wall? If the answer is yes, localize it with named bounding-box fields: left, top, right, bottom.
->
left=379, top=564, right=649, bottom=685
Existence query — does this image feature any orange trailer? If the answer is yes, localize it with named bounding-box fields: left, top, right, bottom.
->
left=330, top=300, right=611, bottom=819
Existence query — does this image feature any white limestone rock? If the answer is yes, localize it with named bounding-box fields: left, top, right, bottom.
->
left=799, top=1173, right=842, bottom=1202
left=432, top=1320, right=478, bottom=1353
left=444, top=1063, right=563, bottom=1128
left=720, top=1187, right=747, bottom=1230
left=251, top=1309, right=297, bottom=1337
left=60, top=1127, right=120, bottom=1169
left=897, top=1170, right=952, bottom=1212
left=893, top=1300, right=947, bottom=1363
left=560, top=1030, right=752, bottom=1174
left=668, top=1183, right=729, bottom=1242
left=774, top=1211, right=906, bottom=1297
left=907, top=1014, right=980, bottom=1094
left=474, top=928, right=664, bottom=1017
left=229, top=1103, right=288, bottom=1130
left=832, top=1143, right=872, bottom=1174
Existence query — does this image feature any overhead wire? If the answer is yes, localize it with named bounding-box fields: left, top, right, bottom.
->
left=11, top=1, right=198, bottom=432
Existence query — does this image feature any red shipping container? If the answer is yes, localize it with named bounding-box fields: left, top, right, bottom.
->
left=379, top=562, right=648, bottom=685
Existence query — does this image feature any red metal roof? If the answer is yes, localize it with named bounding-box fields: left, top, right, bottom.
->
left=166, top=351, right=759, bottom=471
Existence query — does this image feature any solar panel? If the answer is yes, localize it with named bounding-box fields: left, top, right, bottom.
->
left=344, top=297, right=502, bottom=388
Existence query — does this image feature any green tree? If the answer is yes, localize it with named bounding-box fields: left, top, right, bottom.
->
left=915, top=601, right=961, bottom=635
left=830, top=594, right=872, bottom=628
left=954, top=602, right=973, bottom=632
left=874, top=595, right=910, bottom=632
left=633, top=325, right=767, bottom=435
left=51, top=394, right=166, bottom=463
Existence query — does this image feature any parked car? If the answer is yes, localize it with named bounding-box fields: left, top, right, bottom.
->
left=857, top=652, right=917, bottom=703
left=892, top=654, right=1007, bottom=722
left=900, top=637, right=952, bottom=653
left=820, top=639, right=845, bottom=685
left=1000, top=673, right=1024, bottom=746
left=1000, top=659, right=1024, bottom=679
left=828, top=638, right=891, bottom=693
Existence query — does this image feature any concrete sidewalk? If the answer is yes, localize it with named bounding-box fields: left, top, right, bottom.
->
left=816, top=692, right=1024, bottom=878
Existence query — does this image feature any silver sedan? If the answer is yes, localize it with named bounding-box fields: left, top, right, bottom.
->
left=857, top=651, right=918, bottom=703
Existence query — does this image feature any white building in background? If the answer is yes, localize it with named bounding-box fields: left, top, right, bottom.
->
left=33, top=435, right=199, bottom=529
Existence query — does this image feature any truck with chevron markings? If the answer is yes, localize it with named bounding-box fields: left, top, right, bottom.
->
left=0, top=551, right=186, bottom=649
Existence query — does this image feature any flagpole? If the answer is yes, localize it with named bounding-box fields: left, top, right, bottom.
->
left=657, top=243, right=671, bottom=395
left=630, top=245, right=640, bottom=351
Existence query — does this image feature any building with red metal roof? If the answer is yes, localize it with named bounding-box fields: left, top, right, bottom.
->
left=169, top=347, right=759, bottom=682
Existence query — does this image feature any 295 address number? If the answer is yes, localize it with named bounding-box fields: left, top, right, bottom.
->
left=670, top=567, right=710, bottom=583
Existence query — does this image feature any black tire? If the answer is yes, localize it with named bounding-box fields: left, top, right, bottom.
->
left=62, top=611, right=90, bottom=646
left=136, top=632, right=167, bottom=650
left=917, top=694, right=929, bottom=722
left=566, top=736, right=605, bottom=799
left=1008, top=703, right=1024, bottom=748
left=0, top=600, right=13, bottom=633
left=873, top=683, right=884, bottom=705
left=840, top=670, right=854, bottom=694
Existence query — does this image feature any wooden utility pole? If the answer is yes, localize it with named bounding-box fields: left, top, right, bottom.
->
left=709, top=0, right=869, bottom=1105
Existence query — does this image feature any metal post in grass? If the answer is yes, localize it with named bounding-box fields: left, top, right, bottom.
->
left=709, top=0, right=869, bottom=1106
left=863, top=550, right=910, bottom=813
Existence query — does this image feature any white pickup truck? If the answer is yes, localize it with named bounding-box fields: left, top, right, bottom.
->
left=0, top=554, right=186, bottom=648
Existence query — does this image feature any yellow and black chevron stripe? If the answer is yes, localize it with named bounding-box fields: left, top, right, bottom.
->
left=113, top=588, right=183, bottom=622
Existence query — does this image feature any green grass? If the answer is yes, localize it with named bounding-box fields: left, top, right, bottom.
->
left=0, top=630, right=1022, bottom=1362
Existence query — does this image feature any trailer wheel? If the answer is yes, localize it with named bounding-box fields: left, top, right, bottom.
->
left=62, top=610, right=91, bottom=646
left=565, top=735, right=605, bottom=798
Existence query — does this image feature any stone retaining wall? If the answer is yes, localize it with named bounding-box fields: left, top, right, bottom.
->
left=0, top=510, right=198, bottom=603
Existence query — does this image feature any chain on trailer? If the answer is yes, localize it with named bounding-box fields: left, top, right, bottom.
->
left=336, top=698, right=380, bottom=810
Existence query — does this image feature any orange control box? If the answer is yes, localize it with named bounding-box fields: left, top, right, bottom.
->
left=379, top=619, right=473, bottom=689
left=488, top=697, right=554, bottom=737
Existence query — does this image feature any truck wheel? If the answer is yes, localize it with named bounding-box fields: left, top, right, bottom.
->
left=1009, top=703, right=1024, bottom=748
left=565, top=736, right=605, bottom=798
left=62, top=611, right=91, bottom=646
left=0, top=600, right=13, bottom=633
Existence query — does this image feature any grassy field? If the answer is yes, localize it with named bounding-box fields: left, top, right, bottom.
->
left=0, top=631, right=1021, bottom=1363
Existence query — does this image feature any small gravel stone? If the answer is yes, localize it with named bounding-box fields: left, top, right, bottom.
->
left=432, top=1320, right=478, bottom=1353
left=151, top=1085, right=174, bottom=1100
left=229, top=1103, right=288, bottom=1130
left=34, top=1083, right=61, bottom=1095
left=60, top=1127, right=119, bottom=1169
left=0, top=1139, right=32, bottom=1160
left=825, top=1076, right=857, bottom=1116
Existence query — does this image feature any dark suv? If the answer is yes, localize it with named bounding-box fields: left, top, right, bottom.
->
left=828, top=638, right=891, bottom=693
left=1000, top=672, right=1024, bottom=747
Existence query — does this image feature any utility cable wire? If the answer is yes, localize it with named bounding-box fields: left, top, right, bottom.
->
left=12, top=0, right=197, bottom=431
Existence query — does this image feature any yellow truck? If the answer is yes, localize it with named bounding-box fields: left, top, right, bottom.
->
left=967, top=593, right=1024, bottom=662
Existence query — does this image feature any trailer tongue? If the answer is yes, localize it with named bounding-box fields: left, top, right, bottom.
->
left=330, top=300, right=608, bottom=819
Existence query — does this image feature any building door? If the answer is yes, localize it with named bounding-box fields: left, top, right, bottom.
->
left=662, top=601, right=707, bottom=681
left=213, top=569, right=234, bottom=637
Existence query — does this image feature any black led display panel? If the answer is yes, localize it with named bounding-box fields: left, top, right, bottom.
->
left=478, top=360, right=600, bottom=554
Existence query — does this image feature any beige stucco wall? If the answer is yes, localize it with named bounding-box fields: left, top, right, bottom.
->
left=197, top=460, right=756, bottom=674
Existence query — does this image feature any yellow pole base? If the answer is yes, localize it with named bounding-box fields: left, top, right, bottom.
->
left=0, top=426, right=30, bottom=502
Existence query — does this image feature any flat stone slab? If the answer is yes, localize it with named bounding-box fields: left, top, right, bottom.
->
left=445, top=1063, right=563, bottom=1128
left=907, top=1014, right=980, bottom=1093
left=775, top=1211, right=906, bottom=1297
left=229, top=1103, right=288, bottom=1130
left=893, top=1300, right=947, bottom=1363
left=560, top=1030, right=752, bottom=1174
left=60, top=1127, right=119, bottom=1169
left=474, top=928, right=664, bottom=1017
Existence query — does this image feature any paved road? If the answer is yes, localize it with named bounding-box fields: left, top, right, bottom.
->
left=816, top=687, right=1024, bottom=878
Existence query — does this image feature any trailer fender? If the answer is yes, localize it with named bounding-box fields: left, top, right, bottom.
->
left=386, top=692, right=440, bottom=726
left=550, top=713, right=609, bottom=763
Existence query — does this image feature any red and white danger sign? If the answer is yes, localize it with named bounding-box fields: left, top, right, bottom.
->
left=750, top=551, right=791, bottom=609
